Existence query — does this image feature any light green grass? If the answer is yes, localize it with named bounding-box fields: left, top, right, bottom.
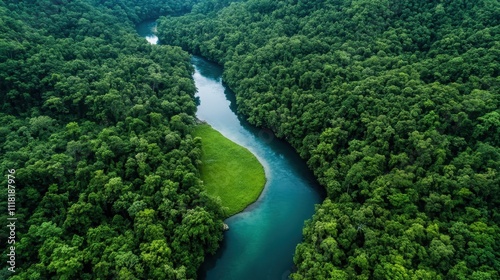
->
left=193, top=124, right=266, bottom=217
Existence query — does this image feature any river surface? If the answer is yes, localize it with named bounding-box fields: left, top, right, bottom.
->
left=137, top=21, right=324, bottom=280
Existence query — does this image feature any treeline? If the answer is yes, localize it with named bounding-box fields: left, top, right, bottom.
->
left=158, top=0, right=500, bottom=279
left=0, top=0, right=225, bottom=279
left=97, top=0, right=200, bottom=24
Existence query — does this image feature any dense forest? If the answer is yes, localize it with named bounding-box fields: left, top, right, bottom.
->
left=158, top=0, right=500, bottom=279
left=0, top=0, right=228, bottom=279
left=1, top=0, right=499, bottom=279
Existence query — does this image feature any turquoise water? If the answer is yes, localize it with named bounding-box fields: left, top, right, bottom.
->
left=137, top=21, right=325, bottom=280
left=136, top=21, right=158, bottom=44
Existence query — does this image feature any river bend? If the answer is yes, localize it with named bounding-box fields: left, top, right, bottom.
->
left=137, top=20, right=324, bottom=280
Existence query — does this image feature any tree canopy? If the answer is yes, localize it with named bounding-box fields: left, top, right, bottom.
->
left=158, top=0, right=500, bottom=278
left=0, top=0, right=225, bottom=279
left=1, top=0, right=499, bottom=278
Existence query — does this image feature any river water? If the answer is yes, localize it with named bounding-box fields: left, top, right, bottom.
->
left=137, top=21, right=324, bottom=280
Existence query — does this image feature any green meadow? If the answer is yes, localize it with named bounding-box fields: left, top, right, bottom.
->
left=193, top=124, right=266, bottom=217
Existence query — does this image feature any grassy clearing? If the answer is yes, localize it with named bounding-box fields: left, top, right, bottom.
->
left=193, top=124, right=266, bottom=217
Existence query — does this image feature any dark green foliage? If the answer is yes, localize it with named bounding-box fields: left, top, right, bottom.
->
left=158, top=0, right=500, bottom=278
left=0, top=0, right=224, bottom=279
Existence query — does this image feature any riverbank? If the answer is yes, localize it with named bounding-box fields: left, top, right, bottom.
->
left=193, top=124, right=266, bottom=217
left=138, top=21, right=324, bottom=279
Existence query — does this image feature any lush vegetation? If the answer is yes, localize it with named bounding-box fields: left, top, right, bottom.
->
left=159, top=0, right=500, bottom=279
left=0, top=0, right=228, bottom=279
left=193, top=124, right=266, bottom=217
left=2, top=0, right=499, bottom=278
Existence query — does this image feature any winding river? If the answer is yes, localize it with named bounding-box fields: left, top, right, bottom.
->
left=137, top=21, right=324, bottom=280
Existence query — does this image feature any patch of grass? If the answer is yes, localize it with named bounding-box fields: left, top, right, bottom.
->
left=193, top=124, right=266, bottom=217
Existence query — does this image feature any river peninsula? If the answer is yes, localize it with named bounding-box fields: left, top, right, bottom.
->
left=138, top=20, right=323, bottom=280
left=193, top=124, right=266, bottom=217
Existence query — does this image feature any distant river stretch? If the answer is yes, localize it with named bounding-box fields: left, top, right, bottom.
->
left=137, top=20, right=324, bottom=280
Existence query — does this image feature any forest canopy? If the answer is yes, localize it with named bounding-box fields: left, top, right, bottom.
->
left=0, top=0, right=226, bottom=279
left=158, top=0, right=500, bottom=279
left=1, top=0, right=499, bottom=279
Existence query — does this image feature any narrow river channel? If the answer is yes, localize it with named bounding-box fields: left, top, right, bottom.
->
left=137, top=20, right=325, bottom=280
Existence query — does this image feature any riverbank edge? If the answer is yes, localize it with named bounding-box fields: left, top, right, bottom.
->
left=192, top=123, right=267, bottom=218
left=138, top=20, right=268, bottom=219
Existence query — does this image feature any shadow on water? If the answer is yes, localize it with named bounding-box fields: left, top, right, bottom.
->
left=191, top=56, right=224, bottom=81
left=197, top=232, right=228, bottom=280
